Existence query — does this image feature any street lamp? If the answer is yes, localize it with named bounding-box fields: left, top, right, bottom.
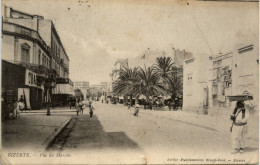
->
left=46, top=87, right=51, bottom=116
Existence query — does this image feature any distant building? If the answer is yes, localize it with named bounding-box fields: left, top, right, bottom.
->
left=108, top=59, right=128, bottom=96
left=100, top=82, right=108, bottom=91
left=128, top=49, right=166, bottom=68
left=74, top=81, right=89, bottom=90
left=90, top=84, right=102, bottom=89
left=173, top=49, right=193, bottom=67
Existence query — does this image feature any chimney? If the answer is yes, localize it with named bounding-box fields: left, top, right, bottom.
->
left=4, top=6, right=11, bottom=18
left=32, top=15, right=39, bottom=31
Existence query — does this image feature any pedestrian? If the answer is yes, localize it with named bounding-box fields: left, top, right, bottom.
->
left=128, top=100, right=131, bottom=110
left=18, top=95, right=25, bottom=111
left=89, top=102, right=94, bottom=117
left=76, top=98, right=83, bottom=115
left=230, top=101, right=249, bottom=154
left=134, top=102, right=140, bottom=116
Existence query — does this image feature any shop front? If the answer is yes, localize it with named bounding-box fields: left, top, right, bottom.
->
left=2, top=60, right=46, bottom=110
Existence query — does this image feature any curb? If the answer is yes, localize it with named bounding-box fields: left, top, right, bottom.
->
left=35, top=116, right=72, bottom=151
left=21, top=110, right=76, bottom=113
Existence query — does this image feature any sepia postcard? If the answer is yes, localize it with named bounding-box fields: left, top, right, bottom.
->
left=0, top=0, right=259, bottom=164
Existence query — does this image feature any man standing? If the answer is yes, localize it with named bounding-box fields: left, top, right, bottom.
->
left=134, top=102, right=140, bottom=116
left=230, top=101, right=249, bottom=154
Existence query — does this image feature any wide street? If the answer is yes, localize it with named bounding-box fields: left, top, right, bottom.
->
left=47, top=101, right=258, bottom=164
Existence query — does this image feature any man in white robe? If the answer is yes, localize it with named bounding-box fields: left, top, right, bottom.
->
left=231, top=101, right=249, bottom=154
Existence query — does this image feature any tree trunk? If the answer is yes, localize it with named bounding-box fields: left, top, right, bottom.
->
left=124, top=95, right=127, bottom=106
left=145, top=94, right=152, bottom=110
left=171, top=92, right=176, bottom=100
left=130, top=94, right=133, bottom=106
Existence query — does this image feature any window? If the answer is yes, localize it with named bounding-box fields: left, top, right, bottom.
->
left=38, top=50, right=41, bottom=65
left=187, top=73, right=193, bottom=96
left=58, top=48, right=60, bottom=57
left=42, top=54, right=45, bottom=66
left=54, top=43, right=57, bottom=56
left=21, top=43, right=30, bottom=63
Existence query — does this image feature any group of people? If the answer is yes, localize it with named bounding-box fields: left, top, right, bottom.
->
left=75, top=97, right=95, bottom=117
left=3, top=95, right=25, bottom=120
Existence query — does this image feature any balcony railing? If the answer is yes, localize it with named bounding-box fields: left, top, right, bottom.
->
left=56, top=77, right=74, bottom=86
left=8, top=60, right=51, bottom=76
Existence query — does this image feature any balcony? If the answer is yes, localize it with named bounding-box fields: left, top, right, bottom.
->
left=56, top=77, right=74, bottom=86
left=10, top=61, right=51, bottom=77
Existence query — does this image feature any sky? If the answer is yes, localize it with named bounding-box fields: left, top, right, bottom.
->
left=2, top=0, right=259, bottom=84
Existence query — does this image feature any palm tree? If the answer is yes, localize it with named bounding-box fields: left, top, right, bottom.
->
left=154, top=57, right=174, bottom=79
left=138, top=66, right=166, bottom=102
left=113, top=66, right=167, bottom=107
left=154, top=56, right=183, bottom=100
left=112, top=67, right=140, bottom=105
left=165, top=74, right=183, bottom=100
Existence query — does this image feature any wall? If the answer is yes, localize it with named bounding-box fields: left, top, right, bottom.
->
left=183, top=54, right=211, bottom=114
left=38, top=20, right=52, bottom=46
left=1, top=35, right=15, bottom=61
left=234, top=44, right=259, bottom=110
left=183, top=58, right=198, bottom=112
left=4, top=18, right=35, bottom=30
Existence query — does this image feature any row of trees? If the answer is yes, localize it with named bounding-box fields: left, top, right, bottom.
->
left=112, top=57, right=183, bottom=105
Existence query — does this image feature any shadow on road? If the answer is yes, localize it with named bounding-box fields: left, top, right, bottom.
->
left=49, top=114, right=140, bottom=151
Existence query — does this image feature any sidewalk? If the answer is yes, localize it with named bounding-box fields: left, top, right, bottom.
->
left=1, top=113, right=71, bottom=152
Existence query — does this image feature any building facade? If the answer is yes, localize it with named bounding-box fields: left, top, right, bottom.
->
left=2, top=6, right=73, bottom=109
left=183, top=43, right=259, bottom=116
left=108, top=59, right=128, bottom=96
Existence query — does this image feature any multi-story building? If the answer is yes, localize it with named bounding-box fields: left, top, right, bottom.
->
left=108, top=59, right=128, bottom=96
left=183, top=43, right=259, bottom=116
left=2, top=6, right=73, bottom=109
